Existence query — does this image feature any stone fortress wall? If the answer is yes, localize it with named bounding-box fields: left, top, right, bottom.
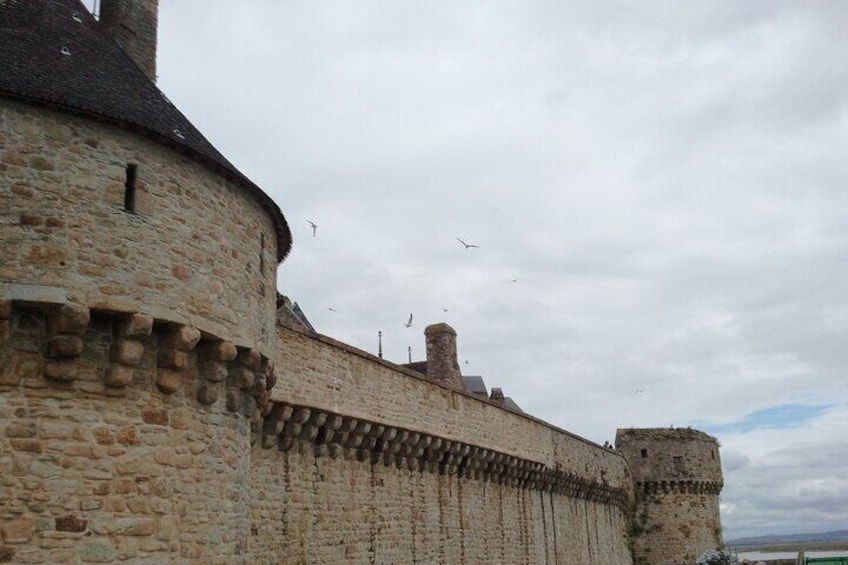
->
left=0, top=1, right=725, bottom=562
left=0, top=72, right=636, bottom=565
left=250, top=322, right=634, bottom=563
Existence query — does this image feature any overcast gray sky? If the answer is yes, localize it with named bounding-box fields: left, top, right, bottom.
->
left=92, top=0, right=847, bottom=540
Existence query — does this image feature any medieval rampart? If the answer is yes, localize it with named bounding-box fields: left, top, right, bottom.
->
left=0, top=296, right=634, bottom=564
left=0, top=2, right=727, bottom=561
left=249, top=323, right=635, bottom=564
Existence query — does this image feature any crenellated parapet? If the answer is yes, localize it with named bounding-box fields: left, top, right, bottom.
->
left=261, top=399, right=631, bottom=510
left=0, top=284, right=276, bottom=433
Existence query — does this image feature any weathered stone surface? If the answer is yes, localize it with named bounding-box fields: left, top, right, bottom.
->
left=157, top=349, right=189, bottom=370
left=116, top=313, right=153, bottom=338
left=230, top=366, right=255, bottom=390
left=2, top=283, right=67, bottom=305
left=104, top=365, right=134, bottom=387
left=141, top=409, right=168, bottom=426
left=155, top=369, right=182, bottom=394
left=167, top=326, right=201, bottom=351
left=200, top=340, right=237, bottom=362
left=43, top=361, right=78, bottom=382
left=5, top=421, right=37, bottom=438
left=45, top=335, right=84, bottom=358
left=109, top=339, right=144, bottom=366
left=196, top=383, right=218, bottom=405
left=49, top=303, right=90, bottom=335
left=199, top=361, right=228, bottom=383
left=10, top=439, right=42, bottom=453
left=75, top=538, right=116, bottom=563
left=88, top=297, right=138, bottom=314
left=55, top=515, right=87, bottom=533
left=238, top=348, right=262, bottom=370
left=0, top=518, right=34, bottom=543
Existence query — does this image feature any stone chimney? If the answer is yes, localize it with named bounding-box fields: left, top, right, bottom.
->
left=99, top=0, right=159, bottom=83
left=489, top=388, right=505, bottom=405
left=424, top=323, right=464, bottom=391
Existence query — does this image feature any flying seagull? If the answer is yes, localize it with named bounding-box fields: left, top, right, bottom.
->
left=456, top=238, right=479, bottom=249
left=327, top=307, right=336, bottom=313
left=308, top=220, right=318, bottom=237
left=404, top=313, right=413, bottom=328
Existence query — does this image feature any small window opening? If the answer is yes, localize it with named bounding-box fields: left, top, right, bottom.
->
left=711, top=450, right=715, bottom=460
left=124, top=163, right=137, bottom=213
left=640, top=448, right=648, bottom=458
left=259, top=232, right=266, bottom=276
left=673, top=456, right=684, bottom=472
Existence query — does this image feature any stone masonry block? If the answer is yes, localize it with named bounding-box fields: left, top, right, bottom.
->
left=104, top=365, right=134, bottom=387
left=199, top=361, right=228, bottom=383
left=166, top=326, right=201, bottom=351
left=44, top=361, right=77, bottom=382
left=226, top=388, right=241, bottom=413
left=5, top=421, right=37, bottom=438
left=45, top=335, right=83, bottom=359
left=109, top=339, right=144, bottom=366
left=157, top=350, right=189, bottom=370
left=229, top=366, right=254, bottom=390
left=55, top=515, right=88, bottom=533
left=116, top=313, right=153, bottom=339
left=199, top=340, right=237, bottom=363
left=237, top=348, right=262, bottom=370
left=49, top=303, right=90, bottom=335
left=156, top=369, right=182, bottom=394
left=196, top=383, right=218, bottom=405
left=0, top=517, right=34, bottom=543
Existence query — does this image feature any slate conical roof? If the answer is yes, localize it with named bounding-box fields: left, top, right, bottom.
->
left=0, top=0, right=292, bottom=261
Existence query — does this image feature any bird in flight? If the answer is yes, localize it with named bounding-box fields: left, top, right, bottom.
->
left=442, top=307, right=449, bottom=313
left=404, top=313, right=413, bottom=328
left=307, top=220, right=318, bottom=237
left=456, top=238, right=479, bottom=249
left=327, top=307, right=336, bottom=313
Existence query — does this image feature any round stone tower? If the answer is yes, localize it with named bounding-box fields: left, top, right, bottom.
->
left=0, top=1, right=290, bottom=562
left=615, top=428, right=724, bottom=565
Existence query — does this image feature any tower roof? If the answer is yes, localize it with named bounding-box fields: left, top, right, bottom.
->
left=0, top=0, right=292, bottom=261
